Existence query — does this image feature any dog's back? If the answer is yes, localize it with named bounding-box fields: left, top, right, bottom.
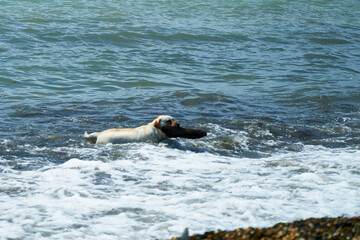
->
left=84, top=125, right=167, bottom=144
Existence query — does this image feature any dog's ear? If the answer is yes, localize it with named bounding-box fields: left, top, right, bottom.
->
left=154, top=118, right=161, bottom=129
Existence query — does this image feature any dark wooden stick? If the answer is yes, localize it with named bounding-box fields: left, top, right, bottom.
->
left=161, top=126, right=207, bottom=139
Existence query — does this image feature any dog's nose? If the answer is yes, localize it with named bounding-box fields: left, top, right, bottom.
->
left=172, top=121, right=180, bottom=127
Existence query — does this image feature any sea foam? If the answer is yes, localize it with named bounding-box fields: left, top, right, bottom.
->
left=0, top=144, right=359, bottom=239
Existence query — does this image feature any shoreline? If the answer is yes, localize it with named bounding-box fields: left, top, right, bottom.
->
left=171, top=216, right=360, bottom=240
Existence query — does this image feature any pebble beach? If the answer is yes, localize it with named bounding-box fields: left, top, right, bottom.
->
left=172, top=216, right=360, bottom=240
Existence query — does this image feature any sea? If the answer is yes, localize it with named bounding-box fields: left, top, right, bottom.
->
left=1, top=0, right=359, bottom=239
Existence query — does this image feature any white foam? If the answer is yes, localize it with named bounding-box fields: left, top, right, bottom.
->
left=0, top=144, right=359, bottom=239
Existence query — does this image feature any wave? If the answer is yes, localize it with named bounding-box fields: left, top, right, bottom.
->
left=1, top=143, right=359, bottom=239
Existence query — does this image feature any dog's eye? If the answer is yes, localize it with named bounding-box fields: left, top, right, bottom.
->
left=166, top=119, right=172, bottom=123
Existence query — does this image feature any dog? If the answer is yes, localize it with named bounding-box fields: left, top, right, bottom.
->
left=84, top=115, right=207, bottom=144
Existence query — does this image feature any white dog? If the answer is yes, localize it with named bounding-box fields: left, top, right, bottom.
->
left=84, top=115, right=206, bottom=144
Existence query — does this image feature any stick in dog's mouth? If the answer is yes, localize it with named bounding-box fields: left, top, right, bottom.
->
left=160, top=125, right=207, bottom=139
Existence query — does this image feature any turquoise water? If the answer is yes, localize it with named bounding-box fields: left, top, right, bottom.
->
left=1, top=0, right=360, bottom=239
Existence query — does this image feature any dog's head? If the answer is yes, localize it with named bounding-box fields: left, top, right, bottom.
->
left=153, top=115, right=207, bottom=139
left=153, top=115, right=179, bottom=129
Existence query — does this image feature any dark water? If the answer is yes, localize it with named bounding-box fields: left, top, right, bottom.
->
left=1, top=0, right=360, bottom=239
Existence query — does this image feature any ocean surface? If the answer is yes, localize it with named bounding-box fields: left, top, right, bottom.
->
left=1, top=0, right=360, bottom=239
